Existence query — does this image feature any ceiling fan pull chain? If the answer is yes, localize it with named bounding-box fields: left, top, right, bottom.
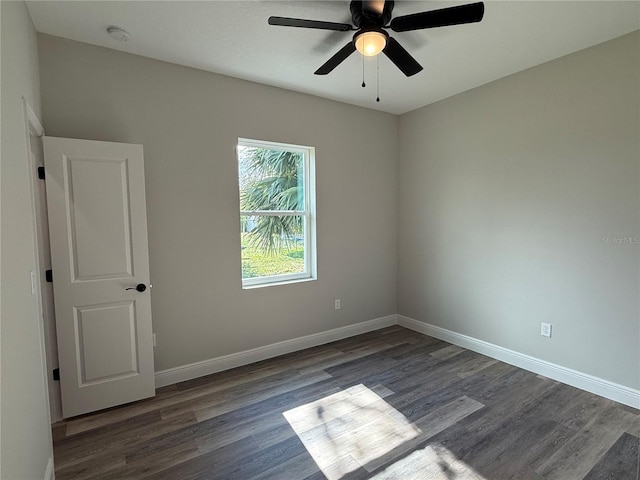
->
left=376, top=55, right=380, bottom=102
left=362, top=54, right=366, bottom=88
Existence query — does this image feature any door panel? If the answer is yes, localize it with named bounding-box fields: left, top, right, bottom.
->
left=66, top=156, right=133, bottom=280
left=44, top=137, right=155, bottom=418
left=75, top=302, right=138, bottom=384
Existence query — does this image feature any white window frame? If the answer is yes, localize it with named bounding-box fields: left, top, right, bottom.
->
left=237, top=138, right=316, bottom=288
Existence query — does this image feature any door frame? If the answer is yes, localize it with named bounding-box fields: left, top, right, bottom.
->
left=22, top=97, right=62, bottom=423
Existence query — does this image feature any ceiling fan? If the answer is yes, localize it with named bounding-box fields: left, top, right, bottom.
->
left=268, top=1, right=484, bottom=77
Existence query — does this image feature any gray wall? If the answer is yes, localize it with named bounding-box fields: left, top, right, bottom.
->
left=0, top=2, right=54, bottom=478
left=398, top=31, right=640, bottom=389
left=38, top=35, right=398, bottom=372
left=36, top=28, right=639, bottom=397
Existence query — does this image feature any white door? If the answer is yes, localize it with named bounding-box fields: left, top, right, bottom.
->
left=44, top=136, right=155, bottom=418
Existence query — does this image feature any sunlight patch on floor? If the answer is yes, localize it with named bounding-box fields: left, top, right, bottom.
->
left=370, top=444, right=488, bottom=480
left=283, top=384, right=421, bottom=480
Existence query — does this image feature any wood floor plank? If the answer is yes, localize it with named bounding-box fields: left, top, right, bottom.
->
left=195, top=394, right=308, bottom=454
left=141, top=434, right=262, bottom=480
left=210, top=435, right=309, bottom=480
left=175, top=346, right=343, bottom=392
left=460, top=384, right=577, bottom=478
left=482, top=420, right=573, bottom=480
left=320, top=455, right=368, bottom=480
left=65, top=348, right=337, bottom=435
left=247, top=453, right=320, bottom=480
left=134, top=376, right=340, bottom=463
left=454, top=354, right=498, bottom=378
left=51, top=422, right=68, bottom=442
left=582, top=432, right=639, bottom=480
left=159, top=369, right=329, bottom=419
left=384, top=357, right=518, bottom=424
left=550, top=387, right=618, bottom=432
left=429, top=344, right=466, bottom=360
left=368, top=443, right=487, bottom=480
left=363, top=395, right=485, bottom=473
left=54, top=452, right=127, bottom=480
left=250, top=419, right=301, bottom=450
left=52, top=327, right=636, bottom=480
left=97, top=441, right=202, bottom=480
left=535, top=405, right=630, bottom=479
left=193, top=373, right=338, bottom=428
left=54, top=410, right=198, bottom=469
left=425, top=372, right=558, bottom=462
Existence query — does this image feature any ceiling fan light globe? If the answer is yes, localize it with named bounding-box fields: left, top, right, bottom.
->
left=355, top=31, right=387, bottom=57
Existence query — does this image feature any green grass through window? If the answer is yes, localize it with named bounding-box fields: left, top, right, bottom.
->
left=241, top=233, right=304, bottom=278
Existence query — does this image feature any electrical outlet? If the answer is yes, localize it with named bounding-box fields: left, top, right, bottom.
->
left=540, top=323, right=552, bottom=338
left=334, top=299, right=341, bottom=310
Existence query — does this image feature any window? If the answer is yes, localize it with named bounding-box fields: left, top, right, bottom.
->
left=237, top=138, right=316, bottom=288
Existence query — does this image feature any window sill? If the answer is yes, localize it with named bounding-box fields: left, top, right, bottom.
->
left=242, top=276, right=317, bottom=290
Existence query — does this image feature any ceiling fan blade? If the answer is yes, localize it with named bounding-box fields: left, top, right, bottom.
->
left=382, top=37, right=423, bottom=77
left=314, top=42, right=357, bottom=75
left=390, top=2, right=484, bottom=32
left=268, top=16, right=352, bottom=31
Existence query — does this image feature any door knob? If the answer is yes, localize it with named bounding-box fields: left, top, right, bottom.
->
left=126, top=283, right=147, bottom=292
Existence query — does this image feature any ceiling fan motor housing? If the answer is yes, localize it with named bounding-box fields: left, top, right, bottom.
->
left=350, top=1, right=394, bottom=29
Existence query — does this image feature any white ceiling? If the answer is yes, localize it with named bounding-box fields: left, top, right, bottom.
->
left=27, top=1, right=640, bottom=115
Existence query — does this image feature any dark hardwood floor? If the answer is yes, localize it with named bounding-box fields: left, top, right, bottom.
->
left=52, top=326, right=640, bottom=479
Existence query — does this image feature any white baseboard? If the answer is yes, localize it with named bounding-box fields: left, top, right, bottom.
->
left=154, top=312, right=639, bottom=409
left=44, top=458, right=54, bottom=480
left=398, top=315, right=640, bottom=409
left=155, top=315, right=397, bottom=388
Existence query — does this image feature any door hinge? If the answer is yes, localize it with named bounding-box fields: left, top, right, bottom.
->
left=45, top=269, right=53, bottom=283
left=52, top=368, right=60, bottom=381
left=37, top=166, right=45, bottom=180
